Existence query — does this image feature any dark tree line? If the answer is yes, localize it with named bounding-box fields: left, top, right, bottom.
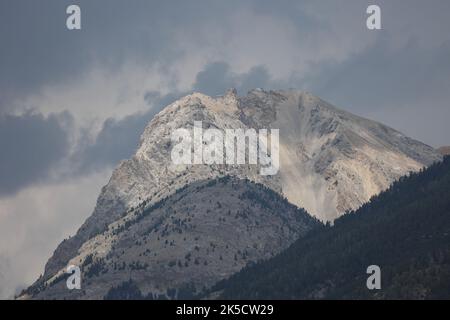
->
left=207, top=157, right=450, bottom=299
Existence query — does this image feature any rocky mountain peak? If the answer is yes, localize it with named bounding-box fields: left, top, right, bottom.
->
left=30, top=89, right=442, bottom=290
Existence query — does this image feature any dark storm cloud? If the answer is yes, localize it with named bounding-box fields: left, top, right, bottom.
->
left=73, top=113, right=150, bottom=173
left=73, top=62, right=274, bottom=174
left=73, top=91, right=184, bottom=173
left=296, top=36, right=450, bottom=146
left=303, top=38, right=450, bottom=113
left=0, top=91, right=182, bottom=195
left=239, top=66, right=274, bottom=93
left=2, top=0, right=450, bottom=111
left=0, top=112, right=71, bottom=196
left=0, top=0, right=310, bottom=113
left=0, top=0, right=242, bottom=112
left=193, top=62, right=234, bottom=96
left=193, top=62, right=273, bottom=96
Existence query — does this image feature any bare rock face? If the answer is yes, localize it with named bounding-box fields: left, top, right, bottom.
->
left=24, top=177, right=318, bottom=299
left=70, top=89, right=442, bottom=227
left=24, top=89, right=442, bottom=298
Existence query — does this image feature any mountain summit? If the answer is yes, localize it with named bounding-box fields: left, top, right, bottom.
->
left=22, top=89, right=442, bottom=299
left=84, top=89, right=440, bottom=224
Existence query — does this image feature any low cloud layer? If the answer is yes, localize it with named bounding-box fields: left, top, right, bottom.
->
left=0, top=112, right=71, bottom=196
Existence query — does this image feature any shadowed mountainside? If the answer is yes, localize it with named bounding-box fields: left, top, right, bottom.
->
left=208, top=157, right=450, bottom=299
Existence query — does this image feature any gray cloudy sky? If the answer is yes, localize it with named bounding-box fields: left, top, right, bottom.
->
left=1, top=0, right=450, bottom=298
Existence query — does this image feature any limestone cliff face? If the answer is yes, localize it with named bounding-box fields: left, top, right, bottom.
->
left=80, top=88, right=439, bottom=225
left=78, top=89, right=442, bottom=226
left=25, top=89, right=442, bottom=299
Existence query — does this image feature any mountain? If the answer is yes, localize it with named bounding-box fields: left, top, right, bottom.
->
left=438, top=146, right=450, bottom=156
left=22, top=89, right=441, bottom=299
left=210, top=157, right=450, bottom=300
left=22, top=177, right=318, bottom=299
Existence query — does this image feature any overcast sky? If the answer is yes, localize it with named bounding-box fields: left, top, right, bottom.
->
left=1, top=0, right=450, bottom=298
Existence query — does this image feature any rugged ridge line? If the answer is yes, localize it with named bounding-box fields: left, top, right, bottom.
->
left=27, top=89, right=442, bottom=296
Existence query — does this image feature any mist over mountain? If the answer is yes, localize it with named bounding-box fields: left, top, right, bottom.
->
left=20, top=89, right=442, bottom=299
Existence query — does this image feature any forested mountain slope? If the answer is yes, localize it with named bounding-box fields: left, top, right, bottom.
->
left=22, top=177, right=318, bottom=299
left=210, top=157, right=450, bottom=299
